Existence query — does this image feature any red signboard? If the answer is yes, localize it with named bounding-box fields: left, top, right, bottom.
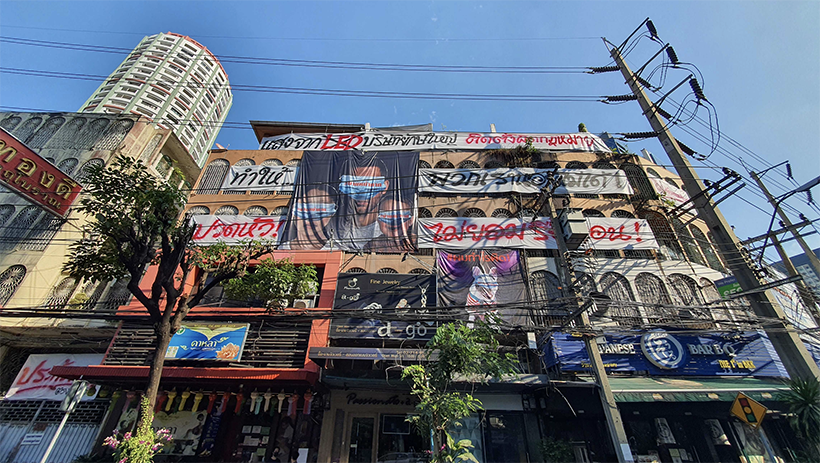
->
left=0, top=127, right=83, bottom=217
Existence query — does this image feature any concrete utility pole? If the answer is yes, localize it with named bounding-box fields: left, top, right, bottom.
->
left=608, top=43, right=820, bottom=380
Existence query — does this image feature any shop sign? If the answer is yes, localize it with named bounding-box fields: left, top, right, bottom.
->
left=5, top=353, right=103, bottom=401
left=334, top=273, right=436, bottom=312
left=419, top=167, right=633, bottom=195
left=220, top=164, right=297, bottom=193
left=165, top=323, right=250, bottom=361
left=715, top=276, right=743, bottom=299
left=544, top=331, right=788, bottom=377
left=0, top=127, right=83, bottom=217
left=191, top=215, right=286, bottom=245
left=330, top=319, right=437, bottom=340
left=308, top=347, right=435, bottom=361
left=344, top=392, right=417, bottom=407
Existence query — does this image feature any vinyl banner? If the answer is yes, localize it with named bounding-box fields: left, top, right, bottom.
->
left=437, top=249, right=528, bottom=325
left=418, top=217, right=557, bottom=250
left=260, top=131, right=612, bottom=153
left=419, top=168, right=633, bottom=195
left=334, top=273, right=436, bottom=312
left=191, top=215, right=286, bottom=245
left=649, top=177, right=690, bottom=208
left=5, top=353, right=104, bottom=401
left=220, top=164, right=297, bottom=192
left=586, top=218, right=659, bottom=250
left=329, top=319, right=437, bottom=341
left=279, top=150, right=418, bottom=252
left=165, top=323, right=250, bottom=361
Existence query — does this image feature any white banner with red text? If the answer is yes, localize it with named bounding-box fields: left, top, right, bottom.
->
left=220, top=165, right=297, bottom=192
left=419, top=168, right=634, bottom=195
left=5, top=353, right=104, bottom=401
left=260, top=131, right=612, bottom=153
left=585, top=218, right=658, bottom=250
left=191, top=215, right=286, bottom=245
left=417, top=217, right=558, bottom=249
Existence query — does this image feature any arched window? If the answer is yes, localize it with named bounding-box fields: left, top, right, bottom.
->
left=434, top=160, right=454, bottom=169
left=484, top=160, right=505, bottom=168
left=611, top=210, right=635, bottom=219
left=16, top=117, right=43, bottom=143
left=196, top=159, right=229, bottom=194
left=0, top=265, right=26, bottom=306
left=78, top=279, right=109, bottom=311
left=0, top=115, right=23, bottom=132
left=646, top=168, right=661, bottom=178
left=518, top=208, right=536, bottom=220
left=418, top=160, right=431, bottom=169
left=664, top=178, right=679, bottom=188
left=667, top=274, right=704, bottom=305
left=491, top=208, right=512, bottom=218
left=458, top=160, right=480, bottom=169
left=346, top=267, right=367, bottom=274
left=224, top=159, right=254, bottom=195
left=672, top=218, right=704, bottom=265
left=244, top=205, right=268, bottom=216
left=599, top=272, right=641, bottom=326
left=43, top=277, right=79, bottom=309
left=75, top=158, right=105, bottom=183
left=272, top=206, right=289, bottom=216
left=214, top=205, right=239, bottom=216
left=418, top=207, right=433, bottom=218
left=592, top=161, right=616, bottom=169
left=286, top=159, right=301, bottom=167
left=409, top=268, right=431, bottom=275
left=377, top=268, right=399, bottom=274
left=707, top=232, right=731, bottom=269
left=1, top=206, right=42, bottom=249
left=463, top=208, right=486, bottom=218
left=582, top=209, right=605, bottom=217
left=575, top=273, right=598, bottom=296
left=56, top=157, right=79, bottom=176
left=93, top=118, right=134, bottom=150
left=537, top=160, right=559, bottom=169
left=635, top=273, right=672, bottom=305
left=621, top=162, right=656, bottom=200
left=0, top=205, right=15, bottom=225
left=435, top=208, right=457, bottom=218
left=27, top=116, right=65, bottom=149
left=565, top=161, right=587, bottom=169
left=77, top=118, right=110, bottom=150
left=51, top=117, right=86, bottom=149
left=261, top=159, right=283, bottom=166
left=690, top=225, right=723, bottom=271
left=101, top=279, right=132, bottom=311
left=141, top=134, right=163, bottom=160
left=21, top=214, right=62, bottom=251
left=699, top=278, right=722, bottom=303
left=640, top=211, right=684, bottom=260
left=187, top=206, right=210, bottom=216
left=530, top=270, right=562, bottom=302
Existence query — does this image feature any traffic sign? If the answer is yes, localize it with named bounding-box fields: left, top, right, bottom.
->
left=731, top=392, right=767, bottom=428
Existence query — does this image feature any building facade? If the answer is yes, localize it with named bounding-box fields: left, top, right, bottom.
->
left=80, top=32, right=233, bottom=167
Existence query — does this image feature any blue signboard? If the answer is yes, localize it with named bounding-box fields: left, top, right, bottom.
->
left=543, top=330, right=788, bottom=378
left=165, top=323, right=250, bottom=361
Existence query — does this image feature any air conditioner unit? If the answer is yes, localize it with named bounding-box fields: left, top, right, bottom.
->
left=559, top=209, right=589, bottom=249
left=293, top=298, right=315, bottom=309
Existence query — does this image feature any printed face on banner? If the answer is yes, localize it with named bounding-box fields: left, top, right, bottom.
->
left=437, top=250, right=528, bottom=325
left=280, top=151, right=418, bottom=252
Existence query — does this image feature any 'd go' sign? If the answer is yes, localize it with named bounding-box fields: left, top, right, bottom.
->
left=0, top=127, right=83, bottom=218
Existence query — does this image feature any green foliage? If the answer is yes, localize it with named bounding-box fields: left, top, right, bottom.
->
left=103, top=398, right=172, bottom=463
left=538, top=437, right=574, bottom=463
left=402, top=318, right=518, bottom=462
left=578, top=123, right=588, bottom=133
left=780, top=378, right=820, bottom=456
left=437, top=432, right=479, bottom=463
left=486, top=138, right=540, bottom=168
left=222, top=258, right=318, bottom=309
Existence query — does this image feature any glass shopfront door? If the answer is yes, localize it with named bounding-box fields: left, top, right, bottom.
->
left=347, top=416, right=376, bottom=463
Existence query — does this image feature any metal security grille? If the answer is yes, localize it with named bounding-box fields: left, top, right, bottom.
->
left=0, top=265, right=26, bottom=306
left=104, top=320, right=312, bottom=368
left=27, top=116, right=65, bottom=150
left=0, top=400, right=106, bottom=424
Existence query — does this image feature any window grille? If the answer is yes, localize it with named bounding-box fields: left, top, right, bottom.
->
left=599, top=272, right=641, bottom=327
left=463, top=208, right=486, bottom=218
left=409, top=268, right=431, bottom=275
left=79, top=278, right=109, bottom=311
left=0, top=265, right=26, bottom=305
left=574, top=273, right=597, bottom=296
left=20, top=214, right=62, bottom=251
left=271, top=206, right=289, bottom=216
left=43, top=277, right=79, bottom=309
left=620, top=162, right=656, bottom=200
left=286, top=159, right=301, bottom=167
left=435, top=208, right=457, bottom=218
left=518, top=208, right=536, bottom=220
left=346, top=267, right=366, bottom=274
left=1, top=206, right=42, bottom=250
left=537, top=160, right=559, bottom=169
left=0, top=205, right=15, bottom=225
left=418, top=160, right=431, bottom=169
left=101, top=279, right=132, bottom=311
left=672, top=218, right=705, bottom=265
left=457, top=160, right=480, bottom=169
left=27, top=116, right=65, bottom=149
left=664, top=178, right=679, bottom=188
left=611, top=210, right=635, bottom=218
left=582, top=209, right=605, bottom=217
left=646, top=168, right=661, bottom=178
left=564, top=161, right=587, bottom=169
left=491, top=208, right=512, bottom=218
left=667, top=273, right=704, bottom=305
left=0, top=115, right=22, bottom=131
left=690, top=225, right=723, bottom=271
left=484, top=160, right=505, bottom=168
left=418, top=207, right=433, bottom=218
left=244, top=205, right=268, bottom=216
left=92, top=118, right=134, bottom=150
left=377, top=268, right=399, bottom=274
left=56, top=157, right=79, bottom=176
left=640, top=211, right=684, bottom=260
left=196, top=159, right=229, bottom=193
left=187, top=205, right=210, bottom=215
left=77, top=118, right=111, bottom=150
left=635, top=273, right=672, bottom=305
left=16, top=117, right=43, bottom=143
left=530, top=270, right=562, bottom=302
left=141, top=134, right=163, bottom=160
left=592, top=161, right=616, bottom=169
left=434, top=160, right=454, bottom=169
left=75, top=158, right=104, bottom=183
left=261, top=158, right=283, bottom=166
left=223, top=159, right=254, bottom=195
left=214, top=205, right=239, bottom=216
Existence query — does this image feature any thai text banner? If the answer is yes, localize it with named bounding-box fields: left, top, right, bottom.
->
left=5, top=353, right=104, bottom=401
left=0, top=127, right=83, bottom=217
left=586, top=218, right=658, bottom=250
left=165, top=323, right=250, bottom=361
left=418, top=217, right=558, bottom=249
left=260, top=131, right=612, bottom=153
left=191, top=215, right=286, bottom=245
left=220, top=164, right=297, bottom=192
left=419, top=168, right=634, bottom=195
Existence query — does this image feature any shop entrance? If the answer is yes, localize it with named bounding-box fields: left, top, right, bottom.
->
left=342, top=413, right=428, bottom=463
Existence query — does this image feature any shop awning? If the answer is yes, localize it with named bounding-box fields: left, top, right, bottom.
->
left=607, top=377, right=790, bottom=403
left=50, top=365, right=319, bottom=385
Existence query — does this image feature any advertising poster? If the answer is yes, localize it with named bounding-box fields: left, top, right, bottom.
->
left=5, top=353, right=103, bottom=401
left=220, top=164, right=297, bottom=193
left=165, top=323, right=250, bottom=361
left=436, top=249, right=527, bottom=325
left=418, top=217, right=557, bottom=250
left=153, top=410, right=208, bottom=455
left=279, top=150, right=418, bottom=252
left=419, top=167, right=633, bottom=195
left=333, top=272, right=436, bottom=312
left=191, top=215, right=286, bottom=245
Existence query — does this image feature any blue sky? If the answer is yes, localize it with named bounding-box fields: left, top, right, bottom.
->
left=1, top=1, right=818, bottom=259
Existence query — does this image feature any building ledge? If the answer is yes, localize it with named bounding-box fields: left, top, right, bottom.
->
left=51, top=365, right=319, bottom=385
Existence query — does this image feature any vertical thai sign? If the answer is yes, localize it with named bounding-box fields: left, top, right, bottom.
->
left=0, top=127, right=83, bottom=217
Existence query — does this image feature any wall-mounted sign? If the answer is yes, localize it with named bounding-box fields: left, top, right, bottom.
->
left=309, top=347, right=434, bottom=361
left=585, top=218, right=658, bottom=250
left=419, top=168, right=633, bottom=195
left=165, top=323, right=250, bottom=361
left=334, top=273, right=436, bottom=312
left=544, top=330, right=788, bottom=377
left=220, top=165, right=297, bottom=193
left=260, top=131, right=612, bottom=153
left=0, top=127, right=83, bottom=217
left=418, top=217, right=557, bottom=249
left=191, top=215, right=286, bottom=245
left=5, top=353, right=103, bottom=401
left=153, top=410, right=208, bottom=455
left=715, top=276, right=742, bottom=299
left=330, top=319, right=437, bottom=340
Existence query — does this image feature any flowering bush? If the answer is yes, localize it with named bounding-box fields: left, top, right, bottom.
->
left=103, top=398, right=172, bottom=463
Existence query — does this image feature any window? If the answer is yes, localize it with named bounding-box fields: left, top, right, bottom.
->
left=418, top=207, right=433, bottom=218
left=672, top=218, right=705, bottom=265
left=598, top=272, right=641, bottom=327
left=434, top=160, right=454, bottom=169
left=418, top=160, right=431, bottom=169
left=564, top=161, right=587, bottom=169
left=142, top=134, right=164, bottom=160
left=21, top=214, right=62, bottom=251
left=51, top=117, right=86, bottom=149
left=582, top=209, right=605, bottom=217
left=530, top=271, right=562, bottom=302
left=0, top=265, right=26, bottom=306
left=664, top=178, right=679, bottom=188
left=457, top=160, right=480, bottom=169
left=377, top=268, right=399, bottom=274
left=196, top=159, right=229, bottom=193
left=244, top=206, right=268, bottom=216
left=155, top=155, right=174, bottom=178
left=286, top=159, right=301, bottom=167
left=43, top=277, right=79, bottom=309
left=575, top=273, right=597, bottom=296
left=57, top=158, right=79, bottom=176
left=435, top=208, right=457, bottom=218
left=261, top=159, right=283, bottom=166
left=611, top=210, right=636, bottom=219
left=27, top=116, right=65, bottom=149
left=1, top=206, right=42, bottom=249
left=93, top=119, right=134, bottom=150
left=346, top=267, right=366, bottom=274
left=620, top=162, right=656, bottom=200
left=0, top=116, right=22, bottom=131
left=271, top=206, right=288, bottom=216
left=640, top=211, right=684, bottom=260
left=537, top=160, right=559, bottom=169
left=646, top=168, right=661, bottom=178
left=690, top=225, right=723, bottom=271
left=635, top=273, right=672, bottom=305
left=409, top=268, right=431, bottom=275
left=667, top=274, right=704, bottom=305
left=484, top=160, right=505, bottom=168
left=592, top=161, right=616, bottom=169
left=0, top=205, right=15, bottom=225
left=518, top=208, right=536, bottom=220
left=187, top=206, right=210, bottom=216
left=102, top=279, right=132, bottom=311
left=214, top=205, right=239, bottom=216
left=16, top=117, right=43, bottom=143
left=463, top=208, right=486, bottom=218
left=491, top=208, right=512, bottom=218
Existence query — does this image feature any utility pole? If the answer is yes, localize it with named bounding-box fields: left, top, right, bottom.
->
left=608, top=41, right=820, bottom=380
left=542, top=180, right=634, bottom=463
left=768, top=231, right=819, bottom=320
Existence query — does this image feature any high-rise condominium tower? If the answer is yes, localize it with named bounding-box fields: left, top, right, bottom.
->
left=80, top=32, right=232, bottom=166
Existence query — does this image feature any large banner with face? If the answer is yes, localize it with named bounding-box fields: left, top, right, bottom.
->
left=260, top=131, right=612, bottom=153
left=279, top=150, right=418, bottom=252
left=419, top=168, right=633, bottom=195
left=437, top=249, right=528, bottom=325
left=418, top=217, right=557, bottom=250
left=220, top=164, right=297, bottom=193
left=586, top=218, right=659, bottom=250
left=191, top=215, right=286, bottom=245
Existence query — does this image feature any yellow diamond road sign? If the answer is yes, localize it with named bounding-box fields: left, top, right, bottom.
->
left=731, top=392, right=768, bottom=429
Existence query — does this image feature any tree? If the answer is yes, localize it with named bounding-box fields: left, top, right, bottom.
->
left=401, top=319, right=518, bottom=462
left=780, top=378, right=820, bottom=459
left=64, top=156, right=314, bottom=443
left=222, top=258, right=317, bottom=309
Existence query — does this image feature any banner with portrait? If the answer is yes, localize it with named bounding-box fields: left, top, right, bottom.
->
left=419, top=168, right=633, bottom=195
left=436, top=249, right=528, bottom=325
left=279, top=150, right=419, bottom=252
left=220, top=164, right=297, bottom=193
left=418, top=217, right=557, bottom=250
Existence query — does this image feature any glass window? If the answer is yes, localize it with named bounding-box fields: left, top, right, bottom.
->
left=484, top=413, right=528, bottom=463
